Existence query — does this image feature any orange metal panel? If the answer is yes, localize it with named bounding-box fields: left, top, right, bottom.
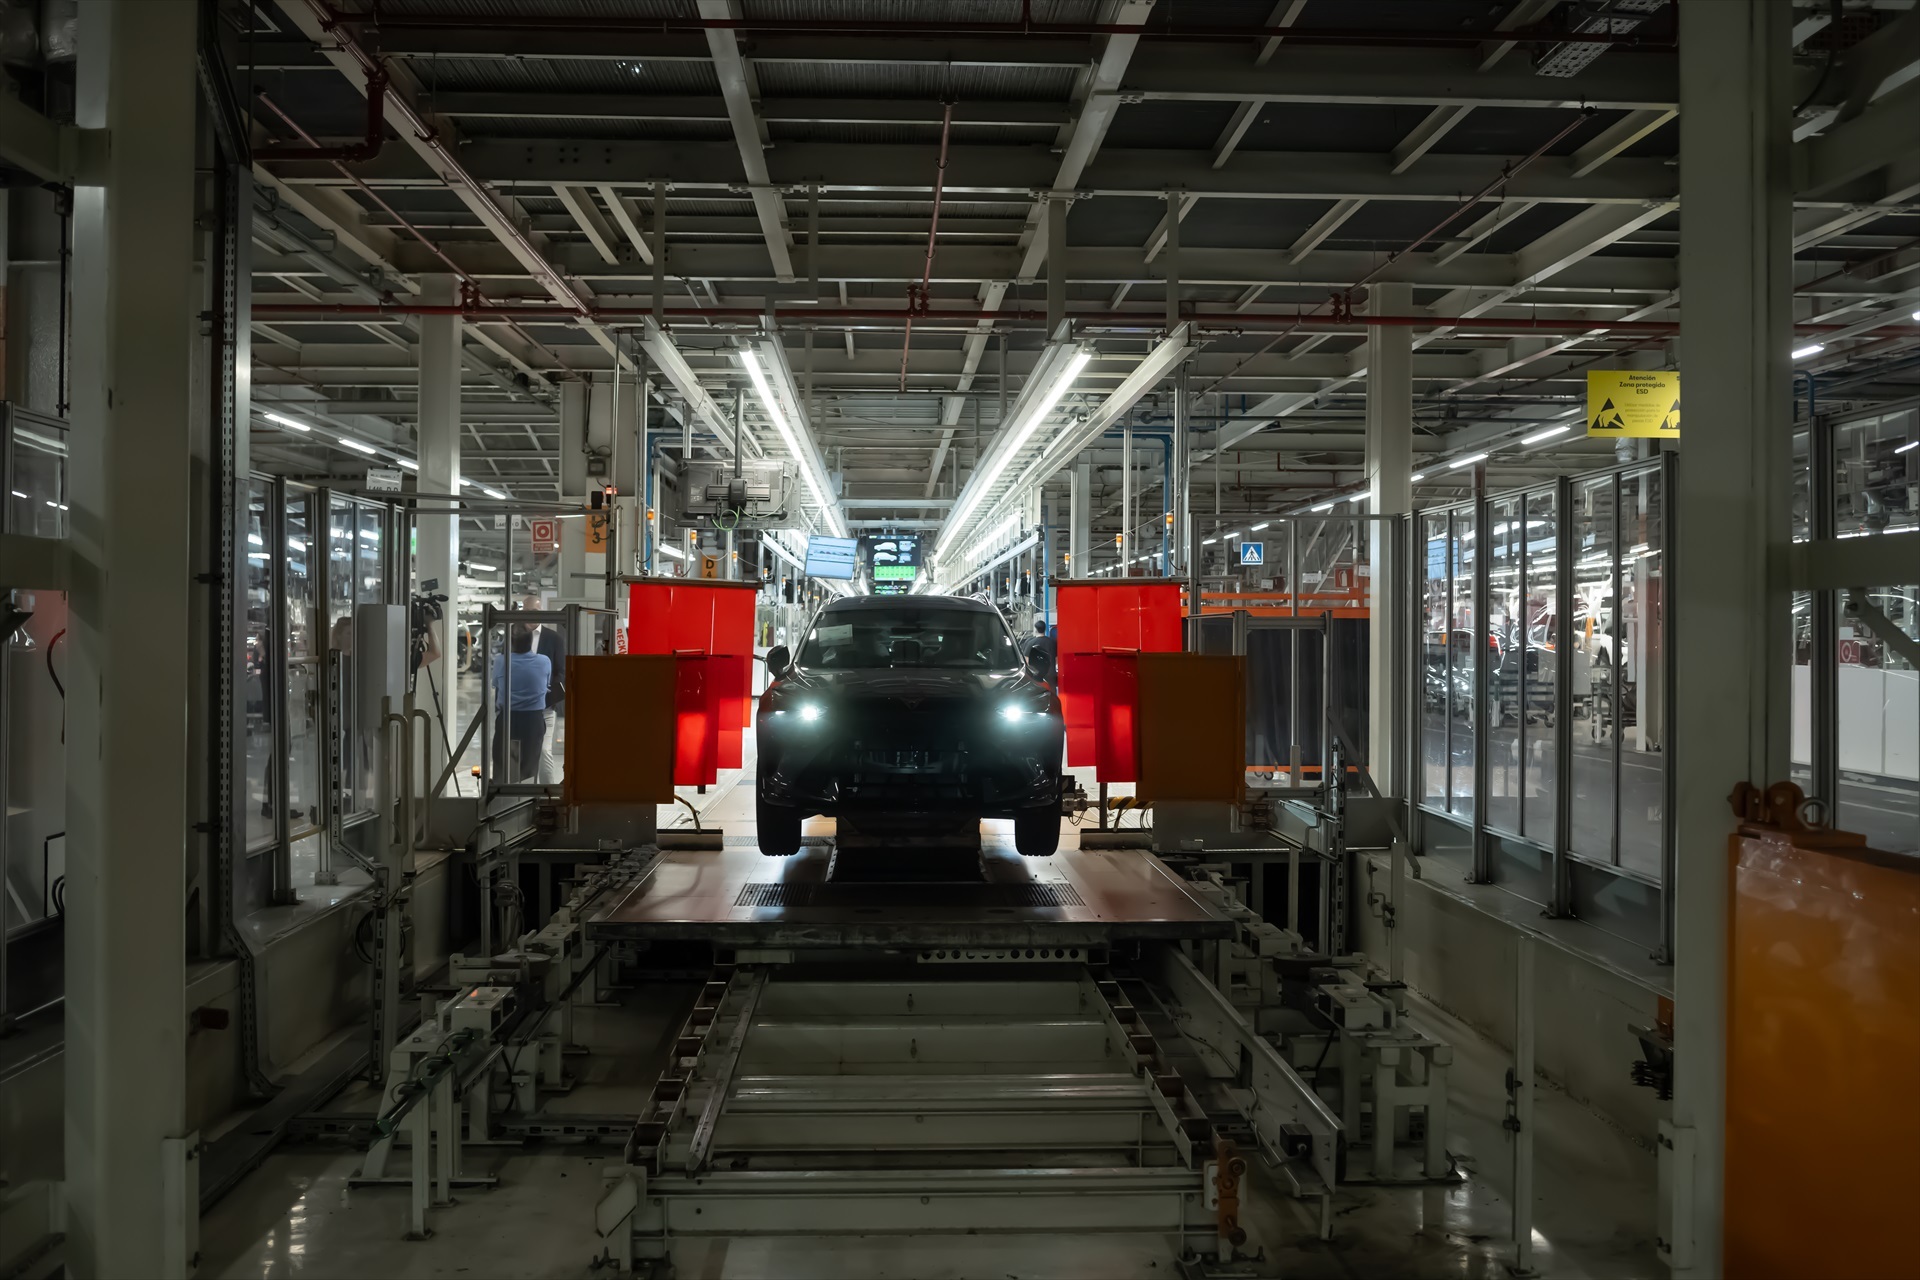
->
left=562, top=655, right=676, bottom=805
left=1135, top=654, right=1245, bottom=802
left=1724, top=788, right=1920, bottom=1279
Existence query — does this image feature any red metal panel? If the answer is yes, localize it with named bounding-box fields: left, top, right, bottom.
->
left=1055, top=580, right=1181, bottom=781
left=630, top=580, right=758, bottom=785
left=1096, top=654, right=1140, bottom=780
left=672, top=655, right=716, bottom=786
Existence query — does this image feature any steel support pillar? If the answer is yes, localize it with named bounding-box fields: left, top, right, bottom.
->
left=558, top=379, right=590, bottom=602
left=1671, top=2, right=1795, bottom=1274
left=1366, top=283, right=1413, bottom=792
left=66, top=2, right=199, bottom=1273
left=1045, top=195, right=1067, bottom=336
left=416, top=276, right=462, bottom=774
left=1069, top=461, right=1090, bottom=577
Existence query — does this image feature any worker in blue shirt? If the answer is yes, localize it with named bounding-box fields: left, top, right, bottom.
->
left=492, top=624, right=551, bottom=782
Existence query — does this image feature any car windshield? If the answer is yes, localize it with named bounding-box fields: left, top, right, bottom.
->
left=798, top=606, right=1020, bottom=670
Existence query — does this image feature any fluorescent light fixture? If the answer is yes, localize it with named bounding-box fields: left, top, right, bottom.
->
left=1447, top=453, right=1489, bottom=470
left=265, top=412, right=312, bottom=432
left=659, top=543, right=687, bottom=560
left=1310, top=501, right=1336, bottom=513
left=740, top=347, right=846, bottom=538
left=939, top=346, right=1092, bottom=554
left=1792, top=343, right=1825, bottom=360
left=1250, top=522, right=1269, bottom=531
left=1409, top=473, right=1426, bottom=483
left=397, top=459, right=419, bottom=471
left=1521, top=425, right=1572, bottom=446
left=1201, top=537, right=1217, bottom=546
left=467, top=561, right=498, bottom=572
left=247, top=533, right=263, bottom=546
left=1347, top=491, right=1369, bottom=503
left=1912, top=310, right=1920, bottom=321
left=480, top=486, right=508, bottom=500
left=1896, top=440, right=1917, bottom=454
left=288, top=538, right=306, bottom=552
left=337, top=435, right=378, bottom=455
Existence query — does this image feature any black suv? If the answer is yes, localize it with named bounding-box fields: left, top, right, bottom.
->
left=755, top=595, right=1064, bottom=856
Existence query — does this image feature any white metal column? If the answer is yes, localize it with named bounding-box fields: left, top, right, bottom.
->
left=1069, top=461, right=1090, bottom=577
left=416, top=275, right=462, bottom=771
left=1366, top=282, right=1412, bottom=790
left=66, top=2, right=199, bottom=1273
left=1671, top=2, right=1794, bottom=1274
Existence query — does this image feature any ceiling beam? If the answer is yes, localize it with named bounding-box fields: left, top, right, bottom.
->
left=700, top=0, right=798, bottom=283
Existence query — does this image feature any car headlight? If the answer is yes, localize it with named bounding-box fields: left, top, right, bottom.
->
left=799, top=703, right=824, bottom=722
left=1000, top=701, right=1049, bottom=723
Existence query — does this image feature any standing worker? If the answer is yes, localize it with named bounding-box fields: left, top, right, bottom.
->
left=492, top=623, right=551, bottom=782
left=521, top=596, right=568, bottom=783
left=1024, top=617, right=1057, bottom=671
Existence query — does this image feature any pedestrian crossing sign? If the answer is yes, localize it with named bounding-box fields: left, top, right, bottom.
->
left=1586, top=370, right=1679, bottom=439
left=1239, top=541, right=1265, bottom=567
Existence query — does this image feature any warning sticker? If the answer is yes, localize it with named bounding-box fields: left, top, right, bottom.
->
left=1586, top=370, right=1679, bottom=439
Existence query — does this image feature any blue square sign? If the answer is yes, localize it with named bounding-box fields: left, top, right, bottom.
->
left=1239, top=540, right=1264, bottom=566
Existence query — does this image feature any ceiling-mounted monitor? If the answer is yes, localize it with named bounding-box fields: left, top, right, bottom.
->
left=804, top=535, right=858, bottom=580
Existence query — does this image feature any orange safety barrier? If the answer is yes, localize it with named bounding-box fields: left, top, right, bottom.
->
left=562, top=655, right=677, bottom=805
left=626, top=577, right=756, bottom=786
left=1722, top=781, right=1919, bottom=1279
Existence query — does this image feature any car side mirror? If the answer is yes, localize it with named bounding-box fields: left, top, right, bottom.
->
left=766, top=645, right=792, bottom=679
left=1025, top=649, right=1054, bottom=682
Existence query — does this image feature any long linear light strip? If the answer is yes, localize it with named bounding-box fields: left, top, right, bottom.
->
left=642, top=319, right=756, bottom=459
left=935, top=342, right=1079, bottom=556
left=258, top=406, right=512, bottom=497
left=738, top=348, right=847, bottom=539
left=757, top=337, right=851, bottom=541
left=939, top=347, right=1091, bottom=558
left=945, top=325, right=1194, bottom=576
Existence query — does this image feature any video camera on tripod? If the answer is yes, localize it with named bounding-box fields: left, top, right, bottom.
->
left=409, top=583, right=449, bottom=677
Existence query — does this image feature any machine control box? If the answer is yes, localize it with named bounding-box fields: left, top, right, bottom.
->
left=449, top=985, right=517, bottom=1037
left=1317, top=982, right=1393, bottom=1030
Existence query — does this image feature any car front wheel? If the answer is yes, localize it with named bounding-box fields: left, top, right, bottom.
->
left=756, top=779, right=802, bottom=856
left=1013, top=802, right=1061, bottom=857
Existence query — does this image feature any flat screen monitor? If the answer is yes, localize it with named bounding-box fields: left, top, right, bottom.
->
left=804, top=535, right=858, bottom=580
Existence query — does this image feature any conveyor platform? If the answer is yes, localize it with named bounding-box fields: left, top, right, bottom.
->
left=584, top=840, right=1232, bottom=951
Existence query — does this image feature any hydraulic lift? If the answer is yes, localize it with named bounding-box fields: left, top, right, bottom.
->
left=582, top=839, right=1386, bottom=1274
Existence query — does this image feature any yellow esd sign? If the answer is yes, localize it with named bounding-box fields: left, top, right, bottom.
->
left=1587, top=370, right=1679, bottom=439
left=584, top=511, right=609, bottom=551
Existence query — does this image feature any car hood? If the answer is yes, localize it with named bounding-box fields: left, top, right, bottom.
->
left=790, top=667, right=1025, bottom=700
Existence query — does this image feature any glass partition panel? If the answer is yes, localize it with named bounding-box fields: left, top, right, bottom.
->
left=1570, top=474, right=1619, bottom=864
left=1838, top=583, right=1918, bottom=854
left=1617, top=465, right=1667, bottom=878
left=8, top=418, right=68, bottom=537
left=1485, top=495, right=1523, bottom=835
left=1522, top=487, right=1560, bottom=839
left=285, top=489, right=322, bottom=838
left=357, top=504, right=386, bottom=607
left=1446, top=506, right=1477, bottom=820
left=4, top=589, right=68, bottom=937
left=244, top=480, right=276, bottom=851
left=1420, top=512, right=1450, bottom=809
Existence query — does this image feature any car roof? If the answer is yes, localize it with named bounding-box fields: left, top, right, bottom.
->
left=819, top=594, right=997, bottom=614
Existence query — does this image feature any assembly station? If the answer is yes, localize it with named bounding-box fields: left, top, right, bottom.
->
left=1, top=1, right=1917, bottom=1277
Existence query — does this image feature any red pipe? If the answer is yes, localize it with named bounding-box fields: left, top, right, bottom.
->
left=246, top=300, right=1920, bottom=341
left=899, top=102, right=955, bottom=392
left=313, top=5, right=1672, bottom=51
left=255, top=66, right=389, bottom=163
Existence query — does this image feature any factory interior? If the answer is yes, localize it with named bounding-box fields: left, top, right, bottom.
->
left=1, top=0, right=1918, bottom=1277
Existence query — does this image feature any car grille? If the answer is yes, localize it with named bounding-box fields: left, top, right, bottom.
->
left=857, top=748, right=962, bottom=774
